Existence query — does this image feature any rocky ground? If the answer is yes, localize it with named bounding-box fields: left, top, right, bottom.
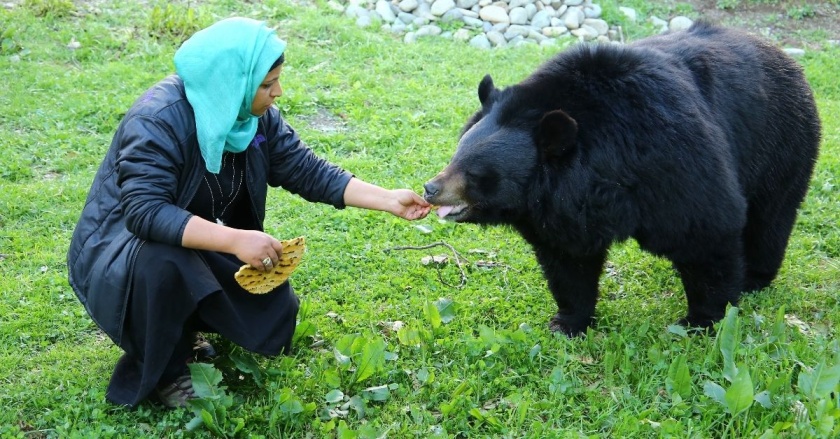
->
left=676, top=0, right=840, bottom=49
left=332, top=0, right=839, bottom=50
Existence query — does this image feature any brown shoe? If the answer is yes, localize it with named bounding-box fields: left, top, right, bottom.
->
left=192, top=332, right=218, bottom=361
left=155, top=373, right=195, bottom=408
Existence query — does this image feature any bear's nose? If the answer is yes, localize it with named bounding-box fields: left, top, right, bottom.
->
left=423, top=181, right=440, bottom=199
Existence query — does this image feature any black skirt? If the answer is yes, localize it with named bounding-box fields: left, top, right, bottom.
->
left=105, top=241, right=300, bottom=407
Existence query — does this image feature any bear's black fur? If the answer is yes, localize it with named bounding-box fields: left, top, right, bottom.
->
left=423, top=22, right=821, bottom=336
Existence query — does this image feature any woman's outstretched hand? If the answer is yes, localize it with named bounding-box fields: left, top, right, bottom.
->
left=342, top=178, right=431, bottom=221
left=389, top=188, right=431, bottom=220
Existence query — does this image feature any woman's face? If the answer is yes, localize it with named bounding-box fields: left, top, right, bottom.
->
left=251, top=64, right=283, bottom=116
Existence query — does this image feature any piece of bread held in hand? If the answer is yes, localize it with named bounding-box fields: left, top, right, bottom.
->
left=234, top=236, right=306, bottom=294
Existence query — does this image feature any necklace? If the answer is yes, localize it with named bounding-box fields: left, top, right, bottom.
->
left=203, top=152, right=244, bottom=225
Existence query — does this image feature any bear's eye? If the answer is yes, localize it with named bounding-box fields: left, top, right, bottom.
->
left=469, top=168, right=500, bottom=195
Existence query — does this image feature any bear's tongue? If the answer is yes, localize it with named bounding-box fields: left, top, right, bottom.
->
left=437, top=206, right=455, bottom=218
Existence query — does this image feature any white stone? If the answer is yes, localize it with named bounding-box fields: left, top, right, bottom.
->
left=399, top=0, right=419, bottom=11
left=562, top=7, right=583, bottom=29
left=783, top=48, right=806, bottom=57
left=542, top=26, right=568, bottom=37
left=525, top=3, right=537, bottom=19
left=509, top=7, right=529, bottom=24
left=531, top=10, right=552, bottom=28
left=479, top=5, right=510, bottom=23
left=345, top=5, right=367, bottom=18
left=463, top=16, right=484, bottom=27
left=505, top=24, right=532, bottom=38
left=618, top=6, right=636, bottom=22
left=583, top=18, right=608, bottom=35
left=469, top=34, right=492, bottom=49
left=431, top=0, right=456, bottom=16
left=486, top=30, right=508, bottom=46
left=669, top=16, right=693, bottom=32
left=375, top=0, right=397, bottom=22
left=459, top=7, right=479, bottom=18
left=583, top=4, right=601, bottom=18
left=326, top=1, right=345, bottom=13
left=454, top=28, right=472, bottom=41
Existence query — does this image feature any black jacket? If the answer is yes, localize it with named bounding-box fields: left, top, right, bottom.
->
left=67, top=75, right=352, bottom=344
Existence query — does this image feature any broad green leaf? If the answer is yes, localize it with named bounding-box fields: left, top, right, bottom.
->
left=362, top=384, right=391, bottom=401
left=323, top=367, right=342, bottom=388
left=337, top=420, right=359, bottom=439
left=703, top=381, right=727, bottom=406
left=754, top=390, right=773, bottom=409
left=424, top=300, right=442, bottom=329
left=479, top=325, right=497, bottom=345
left=335, top=334, right=360, bottom=356
left=529, top=344, right=541, bottom=361
left=326, top=389, right=345, bottom=403
left=417, top=367, right=434, bottom=384
left=334, top=347, right=352, bottom=368
left=718, top=306, right=740, bottom=383
left=293, top=320, right=317, bottom=343
left=469, top=407, right=485, bottom=420
left=397, top=326, right=422, bottom=346
left=725, top=366, right=754, bottom=415
left=666, top=354, right=691, bottom=399
left=667, top=324, right=688, bottom=337
left=355, top=337, right=387, bottom=383
left=435, top=298, right=457, bottom=323
left=229, top=351, right=262, bottom=384
left=797, top=361, right=840, bottom=400
left=185, top=415, right=204, bottom=431
left=277, top=388, right=305, bottom=415
left=200, top=409, right=218, bottom=434
left=189, top=362, right=225, bottom=399
left=347, top=395, right=366, bottom=418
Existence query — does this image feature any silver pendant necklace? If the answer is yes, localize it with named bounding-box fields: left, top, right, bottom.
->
left=204, top=152, right=244, bottom=226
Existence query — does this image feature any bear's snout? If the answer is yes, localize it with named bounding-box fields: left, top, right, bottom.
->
left=423, top=181, right=440, bottom=201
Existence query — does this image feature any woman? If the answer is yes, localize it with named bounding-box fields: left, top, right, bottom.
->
left=66, top=17, right=430, bottom=409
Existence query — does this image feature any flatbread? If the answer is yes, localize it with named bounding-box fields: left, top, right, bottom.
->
left=234, top=236, right=306, bottom=294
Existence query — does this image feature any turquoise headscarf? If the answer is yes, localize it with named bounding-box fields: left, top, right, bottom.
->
left=174, top=17, right=287, bottom=173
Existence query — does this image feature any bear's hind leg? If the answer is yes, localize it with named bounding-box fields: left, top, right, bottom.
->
left=672, top=238, right=745, bottom=329
left=742, top=183, right=810, bottom=292
left=534, top=249, right=607, bottom=337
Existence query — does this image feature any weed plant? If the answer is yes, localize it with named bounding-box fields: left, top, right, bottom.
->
left=1, top=0, right=838, bottom=437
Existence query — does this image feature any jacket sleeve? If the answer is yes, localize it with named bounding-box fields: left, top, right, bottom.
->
left=267, top=115, right=353, bottom=208
left=116, top=115, right=194, bottom=246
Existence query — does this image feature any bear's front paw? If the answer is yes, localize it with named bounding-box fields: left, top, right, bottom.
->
left=548, top=313, right=590, bottom=337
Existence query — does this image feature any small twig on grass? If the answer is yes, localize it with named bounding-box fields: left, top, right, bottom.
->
left=383, top=241, right=469, bottom=288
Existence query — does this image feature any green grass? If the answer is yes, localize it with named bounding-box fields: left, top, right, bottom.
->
left=1, top=0, right=839, bottom=437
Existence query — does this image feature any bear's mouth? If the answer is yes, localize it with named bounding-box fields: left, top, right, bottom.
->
left=436, top=204, right=469, bottom=221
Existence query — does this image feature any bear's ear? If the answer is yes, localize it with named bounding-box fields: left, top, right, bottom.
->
left=478, top=74, right=497, bottom=107
left=537, top=110, right=578, bottom=162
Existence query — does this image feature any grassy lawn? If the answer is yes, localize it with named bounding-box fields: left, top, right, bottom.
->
left=1, top=0, right=838, bottom=437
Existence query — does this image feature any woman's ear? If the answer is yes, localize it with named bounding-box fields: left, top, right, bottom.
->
left=537, top=109, right=578, bottom=162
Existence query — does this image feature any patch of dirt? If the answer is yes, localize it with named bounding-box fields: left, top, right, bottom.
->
left=297, top=106, right=348, bottom=133
left=673, top=0, right=840, bottom=50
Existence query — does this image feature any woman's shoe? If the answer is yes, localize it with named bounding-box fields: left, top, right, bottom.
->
left=192, top=332, right=218, bottom=361
left=155, top=373, right=195, bottom=408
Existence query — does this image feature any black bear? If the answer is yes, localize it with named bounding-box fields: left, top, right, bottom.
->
left=423, top=22, right=821, bottom=336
